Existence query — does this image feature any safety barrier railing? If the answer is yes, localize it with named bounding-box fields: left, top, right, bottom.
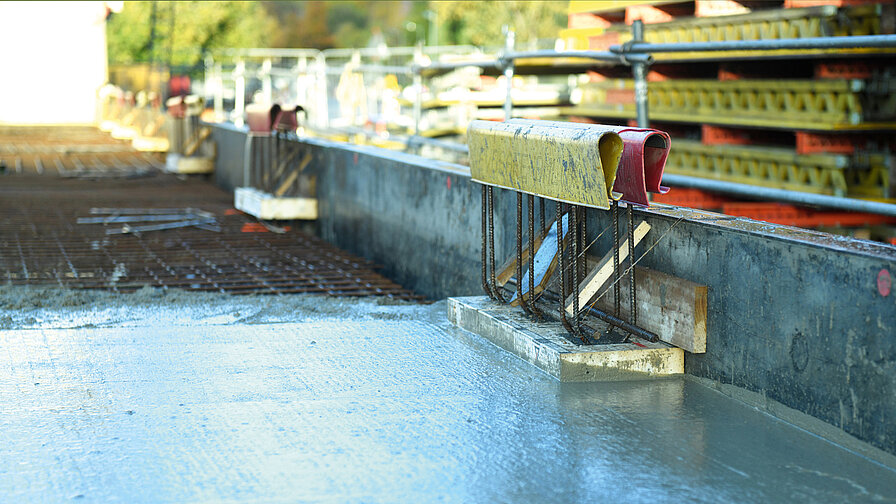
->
left=201, top=29, right=896, bottom=216
left=204, top=48, right=327, bottom=128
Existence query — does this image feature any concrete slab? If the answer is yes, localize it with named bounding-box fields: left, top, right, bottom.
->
left=1, top=295, right=895, bottom=502
left=449, top=296, right=683, bottom=381
left=259, top=130, right=896, bottom=454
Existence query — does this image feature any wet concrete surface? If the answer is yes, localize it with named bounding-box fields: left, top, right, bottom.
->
left=1, top=289, right=895, bottom=502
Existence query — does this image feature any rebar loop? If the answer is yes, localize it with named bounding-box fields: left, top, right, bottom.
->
left=264, top=131, right=280, bottom=193
left=481, top=185, right=496, bottom=300
left=516, top=192, right=534, bottom=315
left=557, top=202, right=573, bottom=334
left=487, top=186, right=506, bottom=303
left=557, top=203, right=589, bottom=344
left=571, top=204, right=581, bottom=330
left=628, top=203, right=637, bottom=326
left=578, top=206, right=588, bottom=331
left=528, top=193, right=542, bottom=319
left=612, top=200, right=621, bottom=319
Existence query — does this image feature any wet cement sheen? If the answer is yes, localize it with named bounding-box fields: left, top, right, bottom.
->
left=1, top=292, right=895, bottom=503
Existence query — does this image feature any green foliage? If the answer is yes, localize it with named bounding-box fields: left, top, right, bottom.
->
left=263, top=1, right=427, bottom=49
left=106, top=1, right=272, bottom=67
left=106, top=0, right=567, bottom=65
left=432, top=1, right=568, bottom=48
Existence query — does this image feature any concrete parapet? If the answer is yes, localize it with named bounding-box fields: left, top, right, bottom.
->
left=209, top=123, right=896, bottom=457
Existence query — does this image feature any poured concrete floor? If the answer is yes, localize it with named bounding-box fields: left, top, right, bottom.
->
left=1, top=288, right=896, bottom=502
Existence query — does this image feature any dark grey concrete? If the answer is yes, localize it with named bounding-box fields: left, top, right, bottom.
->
left=314, top=141, right=483, bottom=299
left=209, top=124, right=896, bottom=458
left=2, top=300, right=895, bottom=502
left=208, top=122, right=249, bottom=191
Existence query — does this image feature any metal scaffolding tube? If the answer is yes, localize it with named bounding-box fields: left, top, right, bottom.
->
left=612, top=34, right=896, bottom=54
left=415, top=60, right=502, bottom=74
left=631, top=20, right=649, bottom=129
left=503, top=28, right=516, bottom=121
left=502, top=50, right=652, bottom=64
left=661, top=174, right=896, bottom=218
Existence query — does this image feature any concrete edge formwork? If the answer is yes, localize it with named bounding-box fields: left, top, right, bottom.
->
left=208, top=123, right=896, bottom=459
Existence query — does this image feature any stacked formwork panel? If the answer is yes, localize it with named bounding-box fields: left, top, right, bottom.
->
left=560, top=1, right=896, bottom=213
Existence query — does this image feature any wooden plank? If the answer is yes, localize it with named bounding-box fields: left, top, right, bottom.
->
left=271, top=145, right=304, bottom=180
left=234, top=187, right=317, bottom=220
left=183, top=127, right=212, bottom=157
left=449, top=296, right=683, bottom=381
left=495, top=233, right=544, bottom=287
left=509, top=214, right=570, bottom=306
left=273, top=152, right=313, bottom=197
left=565, top=221, right=650, bottom=315
left=584, top=265, right=707, bottom=354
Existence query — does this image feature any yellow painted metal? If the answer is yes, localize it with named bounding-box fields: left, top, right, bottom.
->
left=665, top=139, right=851, bottom=196
left=467, top=119, right=623, bottom=209
left=417, top=126, right=466, bottom=138
left=663, top=141, right=894, bottom=199
left=650, top=47, right=896, bottom=62
left=398, top=97, right=568, bottom=109
left=845, top=153, right=893, bottom=200
left=569, top=0, right=677, bottom=15
left=558, top=27, right=606, bottom=50
left=609, top=5, right=886, bottom=44
left=567, top=4, right=896, bottom=59
left=566, top=78, right=896, bottom=131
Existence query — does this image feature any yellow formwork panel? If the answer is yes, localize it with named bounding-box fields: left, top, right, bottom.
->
left=558, top=27, right=607, bottom=50
left=649, top=47, right=896, bottom=62
left=467, top=119, right=623, bottom=209
left=569, top=1, right=677, bottom=15
left=398, top=97, right=568, bottom=109
left=567, top=78, right=896, bottom=131
left=606, top=4, right=886, bottom=45
left=844, top=153, right=892, bottom=200
left=664, top=139, right=851, bottom=196
left=572, top=4, right=894, bottom=58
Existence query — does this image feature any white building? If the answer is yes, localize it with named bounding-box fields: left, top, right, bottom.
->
left=0, top=1, right=109, bottom=124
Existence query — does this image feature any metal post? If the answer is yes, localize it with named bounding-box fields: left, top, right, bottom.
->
left=261, top=58, right=273, bottom=104
left=213, top=62, right=224, bottom=122
left=631, top=20, right=649, bottom=128
left=502, top=27, right=515, bottom=121
left=296, top=56, right=307, bottom=111
left=234, top=58, right=246, bottom=127
left=316, top=54, right=329, bottom=129
left=413, top=43, right=424, bottom=135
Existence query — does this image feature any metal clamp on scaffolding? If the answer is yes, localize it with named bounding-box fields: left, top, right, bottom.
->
left=469, top=118, right=674, bottom=344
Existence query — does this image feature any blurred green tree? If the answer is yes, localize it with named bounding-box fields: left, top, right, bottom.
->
left=432, top=1, right=567, bottom=48
left=262, top=1, right=427, bottom=49
left=106, top=0, right=566, bottom=63
left=107, top=1, right=273, bottom=67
